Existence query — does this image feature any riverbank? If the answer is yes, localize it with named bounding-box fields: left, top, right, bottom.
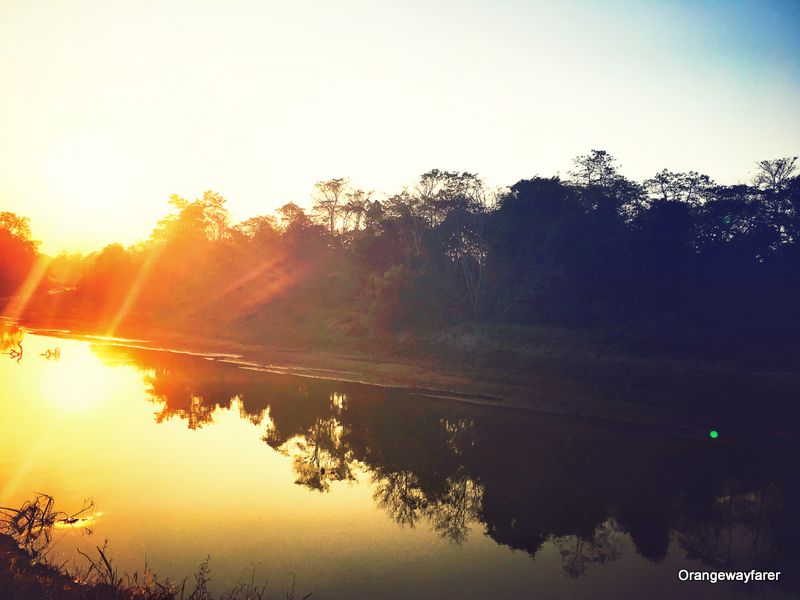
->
left=10, top=312, right=800, bottom=448
left=0, top=531, right=295, bottom=600
left=0, top=533, right=87, bottom=600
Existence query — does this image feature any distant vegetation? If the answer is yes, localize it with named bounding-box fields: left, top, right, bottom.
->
left=2, top=151, right=799, bottom=363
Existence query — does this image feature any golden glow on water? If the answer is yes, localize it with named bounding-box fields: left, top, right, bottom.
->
left=2, top=332, right=506, bottom=595
left=39, top=349, right=118, bottom=414
left=53, top=512, right=103, bottom=530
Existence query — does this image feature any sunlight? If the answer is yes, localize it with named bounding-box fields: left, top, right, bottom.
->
left=2, top=255, right=52, bottom=321
left=53, top=511, right=104, bottom=530
left=185, top=254, right=301, bottom=319
left=104, top=246, right=162, bottom=337
left=40, top=351, right=117, bottom=414
left=0, top=1, right=797, bottom=596
left=47, top=134, right=137, bottom=214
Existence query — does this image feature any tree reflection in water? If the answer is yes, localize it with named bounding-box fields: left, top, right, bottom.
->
left=373, top=445, right=483, bottom=543
left=677, top=482, right=783, bottom=570
left=271, top=414, right=357, bottom=492
left=373, top=470, right=427, bottom=529
left=1, top=322, right=25, bottom=362
left=554, top=520, right=624, bottom=578
left=91, top=343, right=800, bottom=589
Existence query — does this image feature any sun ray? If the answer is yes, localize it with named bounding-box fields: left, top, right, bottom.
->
left=1, top=255, right=52, bottom=322
left=104, top=247, right=162, bottom=337
left=191, top=254, right=281, bottom=311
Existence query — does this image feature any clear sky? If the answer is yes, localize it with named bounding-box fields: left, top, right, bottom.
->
left=1, top=0, right=799, bottom=254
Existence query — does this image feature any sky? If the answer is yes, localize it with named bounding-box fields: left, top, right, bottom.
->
left=1, top=0, right=799, bottom=254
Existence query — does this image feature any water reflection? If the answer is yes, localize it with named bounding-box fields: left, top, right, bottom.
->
left=1, top=322, right=60, bottom=362
left=2, top=324, right=797, bottom=597
left=87, top=342, right=798, bottom=590
left=1, top=322, right=24, bottom=362
left=554, top=520, right=624, bottom=578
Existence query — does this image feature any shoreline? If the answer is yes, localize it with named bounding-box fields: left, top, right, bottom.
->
left=10, top=314, right=799, bottom=448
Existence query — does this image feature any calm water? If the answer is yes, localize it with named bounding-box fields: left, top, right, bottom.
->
left=1, top=327, right=798, bottom=599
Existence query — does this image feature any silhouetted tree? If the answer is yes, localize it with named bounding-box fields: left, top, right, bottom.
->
left=313, top=178, right=348, bottom=234
left=753, top=157, right=798, bottom=192
left=0, top=212, right=38, bottom=296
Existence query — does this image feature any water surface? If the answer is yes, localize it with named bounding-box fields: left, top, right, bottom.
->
left=1, top=329, right=797, bottom=599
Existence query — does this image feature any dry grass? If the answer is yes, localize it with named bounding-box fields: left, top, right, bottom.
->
left=0, top=494, right=312, bottom=600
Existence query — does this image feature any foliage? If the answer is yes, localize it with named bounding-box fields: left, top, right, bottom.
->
left=0, top=211, right=38, bottom=295
left=5, top=151, right=800, bottom=361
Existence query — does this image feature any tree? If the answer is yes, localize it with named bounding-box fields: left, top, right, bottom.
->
left=235, top=215, right=277, bottom=238
left=643, top=170, right=715, bottom=205
left=415, top=170, right=483, bottom=227
left=487, top=177, right=584, bottom=322
left=0, top=212, right=34, bottom=241
left=342, top=189, right=372, bottom=231
left=0, top=212, right=38, bottom=296
left=569, top=150, right=620, bottom=187
left=78, top=243, right=137, bottom=309
left=201, top=190, right=230, bottom=241
left=753, top=157, right=798, bottom=192
left=277, top=202, right=309, bottom=230
left=313, top=178, right=348, bottom=234
left=234, top=215, right=279, bottom=248
left=384, top=189, right=426, bottom=259
left=151, top=192, right=230, bottom=243
left=440, top=182, right=500, bottom=319
left=364, top=199, right=385, bottom=231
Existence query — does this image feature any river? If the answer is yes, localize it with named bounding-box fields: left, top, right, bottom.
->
left=1, top=326, right=797, bottom=599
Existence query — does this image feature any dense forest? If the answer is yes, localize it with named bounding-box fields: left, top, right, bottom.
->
left=2, top=151, right=799, bottom=363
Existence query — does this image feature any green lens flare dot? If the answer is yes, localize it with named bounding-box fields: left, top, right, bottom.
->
left=709, top=430, right=719, bottom=439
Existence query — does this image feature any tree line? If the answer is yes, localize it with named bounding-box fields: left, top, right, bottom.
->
left=2, top=150, right=799, bottom=360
